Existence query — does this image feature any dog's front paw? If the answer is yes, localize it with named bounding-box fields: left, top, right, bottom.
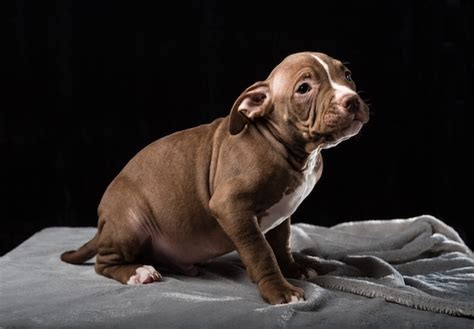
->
left=280, top=261, right=318, bottom=280
left=258, top=277, right=305, bottom=304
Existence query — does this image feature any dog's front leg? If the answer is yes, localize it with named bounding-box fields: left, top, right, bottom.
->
left=209, top=184, right=304, bottom=304
left=265, top=218, right=318, bottom=280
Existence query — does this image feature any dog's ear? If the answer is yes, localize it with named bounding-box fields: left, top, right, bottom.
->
left=229, top=82, right=271, bottom=135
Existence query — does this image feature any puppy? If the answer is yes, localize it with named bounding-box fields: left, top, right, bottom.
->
left=61, top=52, right=369, bottom=304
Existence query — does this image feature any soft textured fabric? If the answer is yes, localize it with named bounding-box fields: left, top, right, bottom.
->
left=1, top=215, right=473, bottom=328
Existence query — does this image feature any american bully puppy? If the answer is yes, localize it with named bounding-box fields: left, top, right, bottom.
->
left=61, top=51, right=369, bottom=304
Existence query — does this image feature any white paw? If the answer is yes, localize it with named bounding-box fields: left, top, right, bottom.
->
left=127, top=265, right=162, bottom=285
left=289, top=295, right=305, bottom=303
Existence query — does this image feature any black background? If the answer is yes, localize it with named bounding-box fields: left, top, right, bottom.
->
left=2, top=1, right=473, bottom=255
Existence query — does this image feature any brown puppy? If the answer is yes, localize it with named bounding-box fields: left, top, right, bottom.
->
left=61, top=52, right=369, bottom=304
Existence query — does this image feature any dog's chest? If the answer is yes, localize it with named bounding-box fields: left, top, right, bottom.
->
left=259, top=153, right=319, bottom=233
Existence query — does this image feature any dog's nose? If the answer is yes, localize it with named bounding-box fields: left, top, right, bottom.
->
left=341, top=95, right=360, bottom=114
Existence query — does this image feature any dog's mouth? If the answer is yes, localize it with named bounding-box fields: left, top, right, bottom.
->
left=305, top=97, right=369, bottom=149
left=309, top=113, right=366, bottom=147
left=323, top=119, right=363, bottom=143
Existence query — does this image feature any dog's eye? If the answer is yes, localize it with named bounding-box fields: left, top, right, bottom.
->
left=296, top=83, right=311, bottom=94
left=345, top=71, right=352, bottom=82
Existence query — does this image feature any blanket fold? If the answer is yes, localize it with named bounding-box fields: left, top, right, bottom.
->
left=290, top=215, right=474, bottom=317
left=1, top=214, right=473, bottom=328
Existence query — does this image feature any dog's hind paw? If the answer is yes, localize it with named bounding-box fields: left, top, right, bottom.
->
left=127, top=265, right=162, bottom=285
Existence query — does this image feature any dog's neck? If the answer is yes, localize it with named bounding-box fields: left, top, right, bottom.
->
left=252, top=120, right=321, bottom=171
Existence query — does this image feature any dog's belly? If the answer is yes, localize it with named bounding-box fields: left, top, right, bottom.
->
left=140, top=146, right=319, bottom=269
left=150, top=225, right=235, bottom=270
left=259, top=152, right=319, bottom=233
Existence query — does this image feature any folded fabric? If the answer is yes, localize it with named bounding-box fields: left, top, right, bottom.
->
left=1, top=215, right=473, bottom=328
left=291, top=215, right=474, bottom=317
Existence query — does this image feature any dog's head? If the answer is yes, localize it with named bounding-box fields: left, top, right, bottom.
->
left=229, top=52, right=369, bottom=151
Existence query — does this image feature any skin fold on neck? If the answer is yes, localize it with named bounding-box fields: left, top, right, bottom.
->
left=252, top=119, right=323, bottom=172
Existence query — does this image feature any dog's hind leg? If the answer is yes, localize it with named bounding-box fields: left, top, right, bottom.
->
left=94, top=219, right=162, bottom=285
left=96, top=260, right=161, bottom=285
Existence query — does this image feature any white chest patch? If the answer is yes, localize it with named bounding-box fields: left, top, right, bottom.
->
left=260, top=152, right=319, bottom=233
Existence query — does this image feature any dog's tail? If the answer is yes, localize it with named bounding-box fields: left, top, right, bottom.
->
left=60, top=232, right=99, bottom=264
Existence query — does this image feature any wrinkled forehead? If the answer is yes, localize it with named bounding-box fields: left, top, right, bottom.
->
left=268, top=52, right=342, bottom=92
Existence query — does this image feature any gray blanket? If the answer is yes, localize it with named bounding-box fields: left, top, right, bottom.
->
left=1, top=215, right=473, bottom=328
